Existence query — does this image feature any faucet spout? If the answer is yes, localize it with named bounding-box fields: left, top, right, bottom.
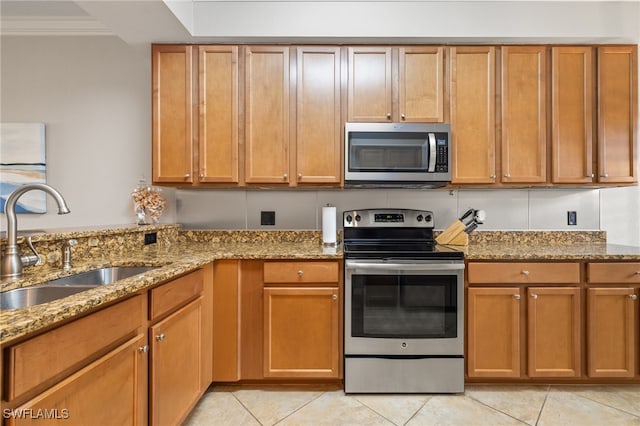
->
left=1, top=183, right=71, bottom=281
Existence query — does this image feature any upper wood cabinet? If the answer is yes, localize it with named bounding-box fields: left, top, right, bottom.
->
left=501, top=46, right=547, bottom=183
left=152, top=44, right=194, bottom=184
left=450, top=46, right=497, bottom=184
left=199, top=46, right=239, bottom=184
left=295, top=46, right=342, bottom=184
left=551, top=46, right=594, bottom=184
left=244, top=46, right=291, bottom=184
left=597, top=45, right=638, bottom=184
left=347, top=46, right=444, bottom=122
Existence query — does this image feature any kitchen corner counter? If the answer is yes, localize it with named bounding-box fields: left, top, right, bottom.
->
left=1, top=236, right=341, bottom=344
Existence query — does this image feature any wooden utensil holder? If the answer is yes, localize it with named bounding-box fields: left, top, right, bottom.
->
left=435, top=220, right=469, bottom=246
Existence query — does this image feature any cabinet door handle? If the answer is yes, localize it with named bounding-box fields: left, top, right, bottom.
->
left=490, top=174, right=496, bottom=180
left=504, top=173, right=511, bottom=178
left=156, top=333, right=166, bottom=342
left=332, top=294, right=338, bottom=301
left=297, top=270, right=304, bottom=277
left=283, top=173, right=288, bottom=180
left=184, top=173, right=190, bottom=179
left=530, top=293, right=538, bottom=299
left=386, top=113, right=392, bottom=119
left=630, top=294, right=638, bottom=300
left=401, top=114, right=406, bottom=120
left=601, top=173, right=609, bottom=178
left=521, top=270, right=530, bottom=276
left=514, top=294, right=521, bottom=300
left=138, top=345, right=149, bottom=353
left=297, top=173, right=302, bottom=180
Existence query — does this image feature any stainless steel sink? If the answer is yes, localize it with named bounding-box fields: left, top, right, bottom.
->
left=1, top=266, right=158, bottom=310
left=44, top=266, right=158, bottom=286
left=1, top=284, right=95, bottom=310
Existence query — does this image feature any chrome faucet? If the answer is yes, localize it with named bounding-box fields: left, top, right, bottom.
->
left=1, top=184, right=71, bottom=280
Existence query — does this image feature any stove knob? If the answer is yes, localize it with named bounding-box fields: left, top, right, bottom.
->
left=416, top=214, right=423, bottom=222
left=345, top=215, right=353, bottom=223
left=425, top=214, right=433, bottom=222
left=355, top=214, right=361, bottom=222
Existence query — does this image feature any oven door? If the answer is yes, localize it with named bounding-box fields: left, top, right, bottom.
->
left=344, top=259, right=464, bottom=356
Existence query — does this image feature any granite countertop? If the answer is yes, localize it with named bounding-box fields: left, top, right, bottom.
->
left=0, top=240, right=341, bottom=344
left=3, top=229, right=640, bottom=345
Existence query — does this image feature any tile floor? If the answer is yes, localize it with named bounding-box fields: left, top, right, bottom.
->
left=184, top=384, right=640, bottom=426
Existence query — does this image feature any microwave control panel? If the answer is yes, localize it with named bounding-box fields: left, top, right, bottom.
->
left=435, top=136, right=448, bottom=172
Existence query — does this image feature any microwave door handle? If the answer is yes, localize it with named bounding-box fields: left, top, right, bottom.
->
left=427, top=133, right=437, bottom=172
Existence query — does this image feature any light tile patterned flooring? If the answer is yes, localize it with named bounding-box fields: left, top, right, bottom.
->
left=184, top=384, right=640, bottom=426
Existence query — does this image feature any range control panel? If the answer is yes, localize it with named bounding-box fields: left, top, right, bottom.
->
left=343, top=209, right=434, bottom=228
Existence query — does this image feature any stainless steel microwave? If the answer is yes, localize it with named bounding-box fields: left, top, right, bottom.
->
left=344, top=122, right=451, bottom=188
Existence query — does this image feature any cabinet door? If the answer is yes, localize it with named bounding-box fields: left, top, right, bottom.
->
left=527, top=287, right=581, bottom=377
left=295, top=46, right=342, bottom=185
left=8, top=335, right=147, bottom=426
left=501, top=46, right=547, bottom=183
left=551, top=47, right=594, bottom=184
left=597, top=46, right=638, bottom=183
left=199, top=46, right=239, bottom=183
left=152, top=45, right=194, bottom=184
left=245, top=46, right=290, bottom=183
left=398, top=46, right=444, bottom=122
left=450, top=46, right=497, bottom=184
left=587, top=288, right=637, bottom=378
left=150, top=299, right=202, bottom=426
left=264, top=287, right=339, bottom=378
left=347, top=47, right=393, bottom=122
left=467, top=287, right=521, bottom=378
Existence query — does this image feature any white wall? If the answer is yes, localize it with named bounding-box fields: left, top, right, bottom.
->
left=0, top=36, right=176, bottom=232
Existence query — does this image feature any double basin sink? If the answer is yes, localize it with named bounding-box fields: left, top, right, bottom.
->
left=1, top=266, right=158, bottom=310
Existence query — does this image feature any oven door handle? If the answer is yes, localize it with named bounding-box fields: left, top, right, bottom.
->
left=345, top=261, right=465, bottom=272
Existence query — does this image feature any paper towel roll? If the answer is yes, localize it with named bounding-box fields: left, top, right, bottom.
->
left=322, top=206, right=337, bottom=245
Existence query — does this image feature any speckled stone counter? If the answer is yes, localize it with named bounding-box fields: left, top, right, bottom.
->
left=1, top=227, right=341, bottom=344
left=3, top=227, right=640, bottom=345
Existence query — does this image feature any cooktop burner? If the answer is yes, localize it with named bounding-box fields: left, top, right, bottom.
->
left=343, top=209, right=465, bottom=260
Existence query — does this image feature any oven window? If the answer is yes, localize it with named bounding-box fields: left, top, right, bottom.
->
left=351, top=274, right=457, bottom=338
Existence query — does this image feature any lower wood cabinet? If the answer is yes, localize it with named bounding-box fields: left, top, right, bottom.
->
left=8, top=334, right=147, bottom=426
left=263, top=287, right=339, bottom=378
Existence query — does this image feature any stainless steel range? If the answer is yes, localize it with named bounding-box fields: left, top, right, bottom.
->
left=343, top=208, right=465, bottom=393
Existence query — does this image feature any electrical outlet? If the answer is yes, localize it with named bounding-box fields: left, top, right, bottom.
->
left=567, top=211, right=577, bottom=226
left=144, top=232, right=157, bottom=245
left=261, top=211, right=276, bottom=226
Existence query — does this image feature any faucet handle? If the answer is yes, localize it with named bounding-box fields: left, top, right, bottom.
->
left=66, top=239, right=78, bottom=247
left=23, top=235, right=43, bottom=267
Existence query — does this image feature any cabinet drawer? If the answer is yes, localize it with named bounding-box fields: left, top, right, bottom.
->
left=150, top=269, right=203, bottom=321
left=588, top=263, right=640, bottom=284
left=263, top=261, right=339, bottom=284
left=6, top=295, right=144, bottom=401
left=468, top=262, right=580, bottom=284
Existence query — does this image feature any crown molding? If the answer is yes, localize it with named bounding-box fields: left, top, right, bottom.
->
left=0, top=16, right=113, bottom=36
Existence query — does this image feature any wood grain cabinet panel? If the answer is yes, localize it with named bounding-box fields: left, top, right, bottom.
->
left=551, top=46, right=594, bottom=184
left=587, top=288, right=637, bottom=377
left=588, top=262, right=640, bottom=283
left=467, top=262, right=580, bottom=284
left=450, top=46, right=497, bottom=184
left=398, top=46, right=444, bottom=122
left=212, top=260, right=241, bottom=382
left=150, top=269, right=204, bottom=321
left=501, top=46, right=547, bottom=183
left=152, top=44, right=194, bottom=184
left=295, top=46, right=342, bottom=184
left=527, top=287, right=581, bottom=377
left=263, top=261, right=339, bottom=284
left=264, top=287, right=340, bottom=378
left=467, top=287, right=522, bottom=378
left=347, top=47, right=393, bottom=122
left=199, top=45, right=239, bottom=183
left=244, top=46, right=290, bottom=184
left=7, top=335, right=147, bottom=426
left=597, top=46, right=638, bottom=183
left=150, top=299, right=203, bottom=426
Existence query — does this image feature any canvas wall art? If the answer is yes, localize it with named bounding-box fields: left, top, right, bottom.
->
left=0, top=123, right=47, bottom=213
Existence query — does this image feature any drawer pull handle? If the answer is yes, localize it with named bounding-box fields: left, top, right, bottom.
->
left=156, top=333, right=166, bottom=342
left=138, top=345, right=149, bottom=353
left=634, top=271, right=640, bottom=275
left=630, top=294, right=638, bottom=300
left=297, top=270, right=304, bottom=277
left=514, top=294, right=521, bottom=300
left=531, top=293, right=538, bottom=299
left=332, top=294, right=338, bottom=301
left=521, top=270, right=530, bottom=276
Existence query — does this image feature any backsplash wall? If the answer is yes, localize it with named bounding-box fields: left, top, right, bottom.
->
left=176, top=187, right=603, bottom=234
